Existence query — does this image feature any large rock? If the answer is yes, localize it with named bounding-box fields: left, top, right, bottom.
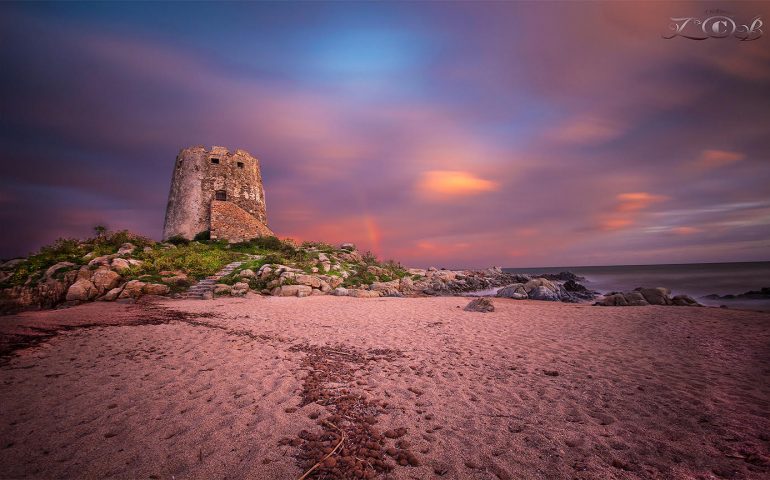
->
left=371, top=280, right=401, bottom=296
left=214, top=284, right=232, bottom=295
left=497, top=283, right=527, bottom=299
left=596, top=293, right=629, bottom=306
left=295, top=274, right=321, bottom=288
left=100, top=285, right=124, bottom=301
left=239, top=269, right=257, bottom=279
left=348, top=289, right=380, bottom=298
left=524, top=278, right=558, bottom=294
left=464, top=297, right=494, bottom=312
left=45, top=261, right=75, bottom=279
left=65, top=279, right=97, bottom=302
left=117, top=243, right=136, bottom=255
left=636, top=287, right=672, bottom=305
left=231, top=282, right=250, bottom=297
left=332, top=287, right=349, bottom=296
left=672, top=294, right=701, bottom=306
left=340, top=243, right=356, bottom=251
left=88, top=254, right=116, bottom=267
left=623, top=291, right=649, bottom=306
left=272, top=284, right=312, bottom=297
left=142, top=283, right=170, bottom=296
left=527, top=285, right=561, bottom=302
left=119, top=280, right=146, bottom=299
left=92, top=268, right=121, bottom=295
left=111, top=258, right=131, bottom=272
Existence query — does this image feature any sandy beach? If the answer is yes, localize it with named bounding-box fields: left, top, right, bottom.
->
left=1, top=296, right=769, bottom=479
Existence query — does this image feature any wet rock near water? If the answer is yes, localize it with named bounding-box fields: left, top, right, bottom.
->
left=594, top=287, right=702, bottom=307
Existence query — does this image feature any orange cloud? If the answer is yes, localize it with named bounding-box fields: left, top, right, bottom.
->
left=615, top=192, right=667, bottom=212
left=417, top=170, right=499, bottom=198
left=692, top=149, right=745, bottom=170
left=599, top=192, right=667, bottom=231
left=673, top=226, right=700, bottom=235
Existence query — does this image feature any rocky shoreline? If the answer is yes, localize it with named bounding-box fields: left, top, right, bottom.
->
left=1, top=233, right=714, bottom=314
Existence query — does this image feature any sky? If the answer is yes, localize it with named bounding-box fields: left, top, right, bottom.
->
left=0, top=1, right=769, bottom=268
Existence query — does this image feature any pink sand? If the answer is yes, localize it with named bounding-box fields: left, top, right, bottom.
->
left=1, top=296, right=769, bottom=479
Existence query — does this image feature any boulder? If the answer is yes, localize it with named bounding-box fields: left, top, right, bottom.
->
left=65, top=278, right=97, bottom=302
left=497, top=283, right=528, bottom=299
left=340, top=243, right=356, bottom=251
left=214, top=284, right=232, bottom=295
left=1, top=258, right=25, bottom=270
left=317, top=253, right=329, bottom=262
left=119, top=280, right=146, bottom=299
left=527, top=285, right=561, bottom=302
left=88, top=254, right=115, bottom=267
left=45, top=261, right=75, bottom=279
left=311, top=288, right=325, bottom=296
left=672, top=294, right=701, bottom=306
left=117, top=243, right=136, bottom=255
left=636, top=287, right=672, bottom=305
left=111, top=258, right=131, bottom=272
left=92, top=268, right=121, bottom=295
left=348, top=289, right=380, bottom=298
left=127, top=259, right=143, bottom=268
left=142, top=283, right=170, bottom=296
left=272, top=284, right=312, bottom=297
left=100, top=285, right=124, bottom=301
left=231, top=282, right=250, bottom=297
left=623, top=291, right=649, bottom=306
left=524, top=278, right=558, bottom=294
left=239, top=269, right=257, bottom=279
left=371, top=280, right=401, bottom=296
left=596, top=293, right=629, bottom=306
left=399, top=276, right=416, bottom=295
left=464, top=297, right=494, bottom=313
left=161, top=273, right=189, bottom=286
left=332, top=287, right=349, bottom=296
left=295, top=274, right=321, bottom=288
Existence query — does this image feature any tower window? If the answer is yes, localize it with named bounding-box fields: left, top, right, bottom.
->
left=236, top=162, right=244, bottom=169
left=210, top=158, right=220, bottom=164
left=215, top=190, right=227, bottom=201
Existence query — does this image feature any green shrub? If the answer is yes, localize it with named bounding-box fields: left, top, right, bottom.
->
left=135, top=243, right=239, bottom=280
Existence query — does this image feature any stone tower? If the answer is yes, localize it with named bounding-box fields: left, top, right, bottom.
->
left=162, top=145, right=273, bottom=242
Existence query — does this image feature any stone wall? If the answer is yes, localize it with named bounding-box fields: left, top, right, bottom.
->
left=210, top=200, right=273, bottom=242
left=163, top=145, right=269, bottom=240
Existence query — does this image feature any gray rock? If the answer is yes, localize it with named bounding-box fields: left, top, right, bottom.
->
left=596, top=293, right=629, bottom=306
left=119, top=280, right=146, bottom=299
left=672, top=294, right=701, bottom=306
left=214, top=284, right=232, bottom=295
left=497, top=283, right=527, bottom=299
left=623, top=291, right=649, bottom=306
left=340, top=243, right=356, bottom=251
left=271, top=284, right=312, bottom=297
left=527, top=285, right=561, bottom=302
left=100, top=285, right=124, bottom=301
left=464, top=297, right=494, bottom=312
left=636, top=287, right=672, bottom=305
left=111, top=258, right=131, bottom=272
left=332, top=287, right=349, bottom=296
left=117, top=243, right=136, bottom=255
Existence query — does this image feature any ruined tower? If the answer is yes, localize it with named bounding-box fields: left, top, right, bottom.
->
left=162, top=145, right=273, bottom=242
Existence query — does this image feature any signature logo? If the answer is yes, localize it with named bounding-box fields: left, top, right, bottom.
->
left=663, top=11, right=763, bottom=41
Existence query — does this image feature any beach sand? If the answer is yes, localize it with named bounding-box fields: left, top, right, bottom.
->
left=0, top=296, right=768, bottom=479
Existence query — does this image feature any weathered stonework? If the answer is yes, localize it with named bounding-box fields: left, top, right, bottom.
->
left=210, top=200, right=273, bottom=242
left=163, top=145, right=273, bottom=241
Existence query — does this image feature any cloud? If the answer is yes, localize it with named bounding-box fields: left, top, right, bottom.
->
left=416, top=170, right=499, bottom=199
left=692, top=149, right=746, bottom=170
left=599, top=192, right=667, bottom=231
left=548, top=116, right=625, bottom=145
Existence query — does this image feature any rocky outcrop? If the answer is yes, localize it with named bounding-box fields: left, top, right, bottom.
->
left=495, top=276, right=595, bottom=303
left=594, top=287, right=702, bottom=307
left=704, top=287, right=770, bottom=301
